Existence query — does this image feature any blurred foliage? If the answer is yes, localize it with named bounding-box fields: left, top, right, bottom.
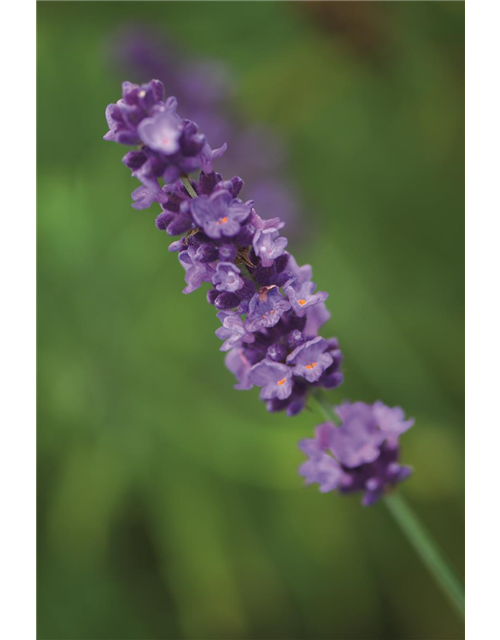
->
left=37, top=2, right=464, bottom=639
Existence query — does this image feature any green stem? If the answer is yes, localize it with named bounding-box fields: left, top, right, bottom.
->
left=311, top=392, right=464, bottom=619
left=181, top=174, right=198, bottom=199
left=309, top=391, right=338, bottom=423
left=384, top=492, right=464, bottom=618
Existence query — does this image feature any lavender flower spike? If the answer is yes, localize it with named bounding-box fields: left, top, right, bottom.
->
left=104, top=81, right=343, bottom=415
left=103, top=81, right=468, bottom=618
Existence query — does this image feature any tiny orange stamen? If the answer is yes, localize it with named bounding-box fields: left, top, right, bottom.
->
left=305, top=362, right=317, bottom=370
left=216, top=216, right=228, bottom=225
left=297, top=299, right=307, bottom=306
left=270, top=309, right=274, bottom=314
left=277, top=377, right=287, bottom=386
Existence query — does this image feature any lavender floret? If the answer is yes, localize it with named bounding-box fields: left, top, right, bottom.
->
left=284, top=280, right=329, bottom=317
left=249, top=360, right=293, bottom=401
left=178, top=246, right=216, bottom=294
left=286, top=336, right=334, bottom=383
left=138, top=109, right=183, bottom=155
left=245, top=287, right=291, bottom=333
left=253, top=227, right=288, bottom=267
left=191, top=190, right=251, bottom=239
left=215, top=311, right=254, bottom=352
left=212, top=262, right=244, bottom=292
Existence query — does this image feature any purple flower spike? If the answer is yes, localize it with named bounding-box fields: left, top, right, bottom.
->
left=284, top=279, right=329, bottom=317
left=105, top=82, right=347, bottom=415
left=249, top=360, right=293, bottom=400
left=178, top=247, right=216, bottom=294
left=286, top=337, right=333, bottom=383
left=329, top=405, right=385, bottom=468
left=104, top=80, right=418, bottom=501
left=191, top=190, right=251, bottom=239
left=212, top=262, right=244, bottom=292
left=253, top=227, right=288, bottom=267
left=245, top=287, right=291, bottom=333
left=137, top=109, right=182, bottom=155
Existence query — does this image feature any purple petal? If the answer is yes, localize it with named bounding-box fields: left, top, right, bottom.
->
left=138, top=110, right=182, bottom=155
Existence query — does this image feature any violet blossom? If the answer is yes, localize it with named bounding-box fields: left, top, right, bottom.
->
left=299, top=402, right=414, bottom=505
left=191, top=190, right=252, bottom=240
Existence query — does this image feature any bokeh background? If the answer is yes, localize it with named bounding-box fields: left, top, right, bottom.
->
left=37, top=2, right=464, bottom=639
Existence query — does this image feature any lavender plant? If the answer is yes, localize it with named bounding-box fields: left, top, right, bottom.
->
left=104, top=79, right=464, bottom=616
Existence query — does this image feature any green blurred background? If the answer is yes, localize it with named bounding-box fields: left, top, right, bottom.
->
left=37, top=2, right=464, bottom=639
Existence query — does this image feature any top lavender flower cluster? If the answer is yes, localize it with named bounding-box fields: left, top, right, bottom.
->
left=109, top=26, right=302, bottom=232
left=104, top=80, right=343, bottom=415
left=104, top=79, right=227, bottom=209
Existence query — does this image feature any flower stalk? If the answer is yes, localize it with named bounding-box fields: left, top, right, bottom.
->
left=384, top=492, right=465, bottom=618
left=181, top=174, right=198, bottom=199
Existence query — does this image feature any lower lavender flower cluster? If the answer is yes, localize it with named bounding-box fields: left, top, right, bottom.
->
left=104, top=79, right=414, bottom=505
left=299, top=402, right=414, bottom=505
